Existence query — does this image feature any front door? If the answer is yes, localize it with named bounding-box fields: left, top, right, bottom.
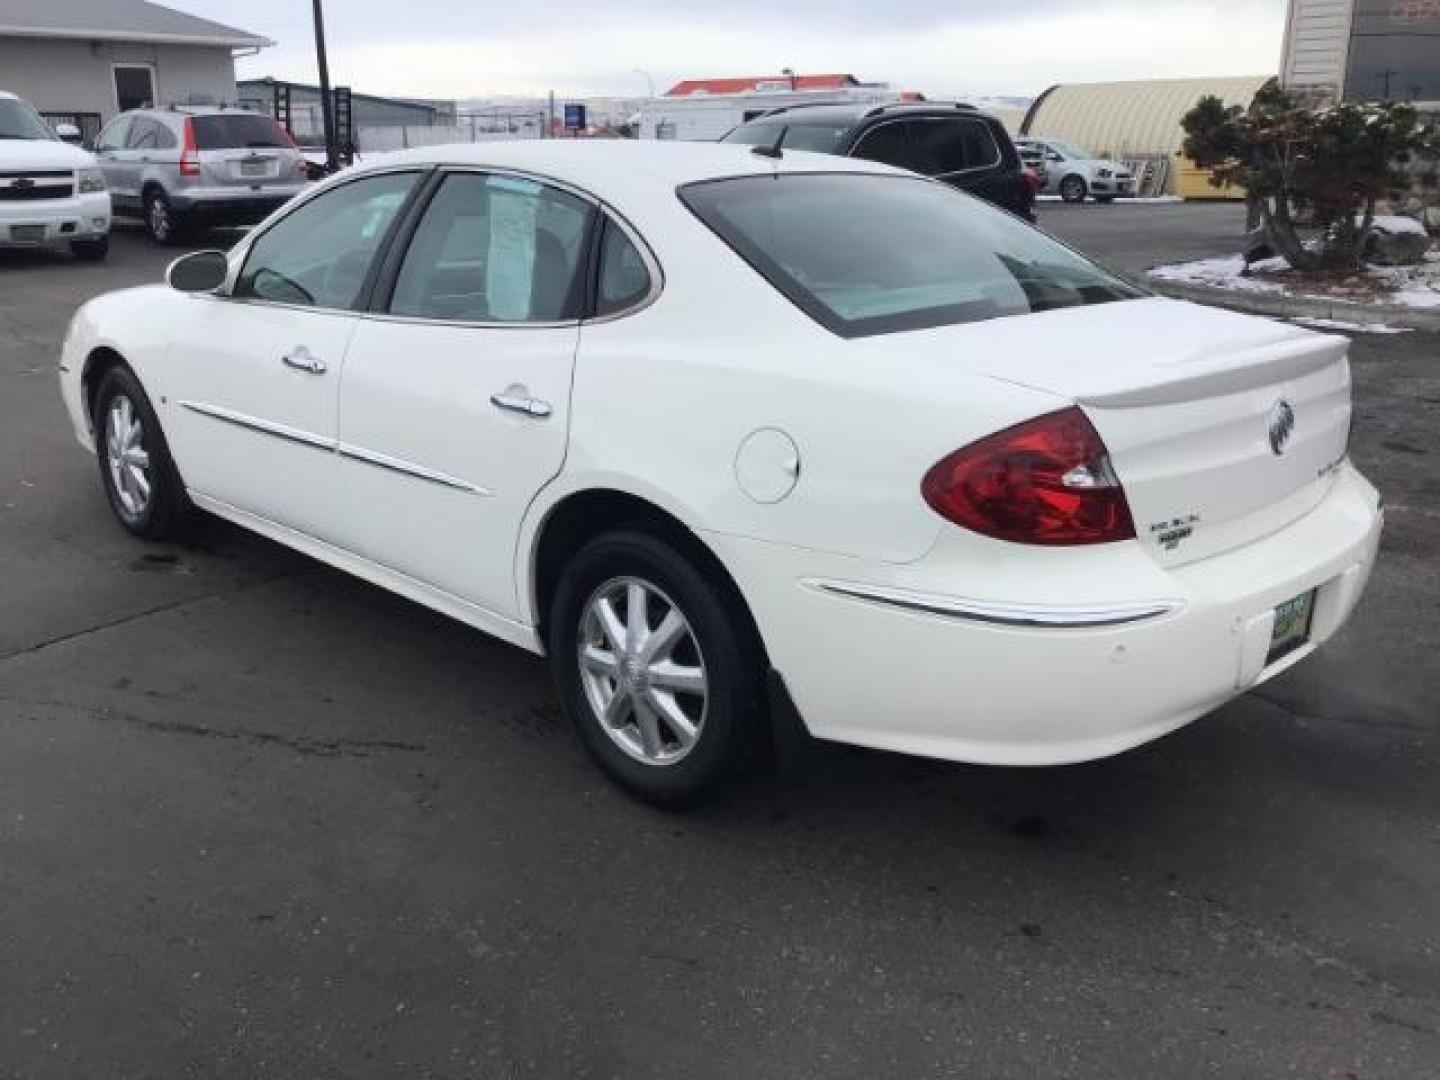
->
left=161, top=170, right=422, bottom=538
left=334, top=170, right=593, bottom=619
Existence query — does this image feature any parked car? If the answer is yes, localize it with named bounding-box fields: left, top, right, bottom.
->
left=1015, top=137, right=1135, bottom=203
left=59, top=142, right=1381, bottom=804
left=0, top=91, right=110, bottom=260
left=1017, top=141, right=1049, bottom=188
left=93, top=105, right=308, bottom=244
left=721, top=102, right=1037, bottom=221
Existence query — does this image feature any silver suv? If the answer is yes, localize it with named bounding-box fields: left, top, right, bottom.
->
left=94, top=106, right=308, bottom=244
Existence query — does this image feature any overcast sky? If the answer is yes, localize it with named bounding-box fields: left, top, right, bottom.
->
left=181, top=0, right=1288, bottom=100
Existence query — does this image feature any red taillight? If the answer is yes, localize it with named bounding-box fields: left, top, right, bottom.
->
left=922, top=407, right=1135, bottom=545
left=179, top=118, right=200, bottom=176
left=1022, top=166, right=1042, bottom=194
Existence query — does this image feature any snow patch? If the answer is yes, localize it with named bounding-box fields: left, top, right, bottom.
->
left=1149, top=249, right=1440, bottom=310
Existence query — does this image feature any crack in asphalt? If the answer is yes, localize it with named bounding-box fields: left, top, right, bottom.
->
left=1, top=694, right=430, bottom=759
left=0, top=572, right=295, bottom=666
left=1250, top=687, right=1433, bottom=737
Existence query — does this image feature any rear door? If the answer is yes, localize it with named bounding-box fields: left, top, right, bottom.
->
left=909, top=116, right=1023, bottom=213
left=190, top=113, right=301, bottom=193
left=333, top=169, right=594, bottom=618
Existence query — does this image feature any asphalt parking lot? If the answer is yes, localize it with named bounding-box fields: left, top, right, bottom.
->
left=1, top=212, right=1437, bottom=1078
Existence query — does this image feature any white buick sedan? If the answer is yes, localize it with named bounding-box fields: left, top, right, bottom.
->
left=59, top=141, right=1382, bottom=803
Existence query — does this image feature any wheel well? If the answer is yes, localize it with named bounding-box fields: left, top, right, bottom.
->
left=81, top=346, right=128, bottom=427
left=141, top=181, right=165, bottom=201
left=1063, top=173, right=1087, bottom=188
left=531, top=489, right=764, bottom=656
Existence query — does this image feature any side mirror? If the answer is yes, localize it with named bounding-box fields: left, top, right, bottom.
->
left=54, top=122, right=82, bottom=142
left=166, top=250, right=229, bottom=293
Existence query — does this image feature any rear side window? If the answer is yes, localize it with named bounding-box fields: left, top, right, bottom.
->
left=191, top=114, right=289, bottom=150
left=722, top=123, right=784, bottom=147
left=680, top=173, right=1143, bottom=338
left=595, top=219, right=652, bottom=317
left=850, top=122, right=914, bottom=171
left=908, top=118, right=1002, bottom=175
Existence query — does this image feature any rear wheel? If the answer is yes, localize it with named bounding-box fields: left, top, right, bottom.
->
left=144, top=189, right=182, bottom=245
left=548, top=528, right=764, bottom=806
left=93, top=366, right=189, bottom=540
left=70, top=236, right=109, bottom=262
left=1060, top=175, right=1088, bottom=203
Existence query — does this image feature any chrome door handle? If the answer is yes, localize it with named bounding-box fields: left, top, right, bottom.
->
left=281, top=346, right=326, bottom=374
left=490, top=389, right=552, bottom=419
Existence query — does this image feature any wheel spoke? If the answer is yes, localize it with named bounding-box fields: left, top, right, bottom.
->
left=601, top=688, right=629, bottom=731
left=625, top=581, right=648, bottom=652
left=649, top=659, right=705, bottom=696
left=647, top=690, right=698, bottom=749
left=641, top=609, right=686, bottom=664
left=633, top=697, right=663, bottom=758
left=128, top=464, right=150, bottom=499
left=125, top=447, right=150, bottom=469
left=118, top=396, right=133, bottom=434
left=580, top=644, right=618, bottom=677
left=594, top=597, right=626, bottom=653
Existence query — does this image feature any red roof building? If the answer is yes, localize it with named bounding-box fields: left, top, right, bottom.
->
left=664, top=74, right=863, bottom=97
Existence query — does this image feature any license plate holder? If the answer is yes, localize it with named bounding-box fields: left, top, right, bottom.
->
left=239, top=161, right=269, bottom=178
left=10, top=224, right=45, bottom=243
left=1267, top=589, right=1316, bottom=665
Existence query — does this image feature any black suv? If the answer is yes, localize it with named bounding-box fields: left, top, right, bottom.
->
left=721, top=102, right=1036, bottom=221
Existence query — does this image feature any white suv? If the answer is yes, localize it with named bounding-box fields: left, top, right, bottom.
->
left=0, top=91, right=111, bottom=260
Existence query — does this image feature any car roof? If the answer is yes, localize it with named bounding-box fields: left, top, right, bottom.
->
left=743, top=101, right=999, bottom=127
left=0, top=91, right=19, bottom=101
left=126, top=105, right=268, bottom=118
left=358, top=139, right=906, bottom=203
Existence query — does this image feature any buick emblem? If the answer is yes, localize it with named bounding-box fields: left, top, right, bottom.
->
left=1268, top=399, right=1296, bottom=456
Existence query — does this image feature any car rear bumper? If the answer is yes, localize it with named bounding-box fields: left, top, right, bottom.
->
left=170, top=186, right=304, bottom=224
left=0, top=191, right=111, bottom=247
left=708, top=462, right=1382, bottom=766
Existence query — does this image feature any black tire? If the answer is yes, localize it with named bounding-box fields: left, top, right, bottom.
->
left=70, top=236, right=109, bottom=262
left=1060, top=175, right=1088, bottom=203
left=92, top=365, right=189, bottom=540
left=143, top=189, right=182, bottom=245
left=548, top=528, right=765, bottom=806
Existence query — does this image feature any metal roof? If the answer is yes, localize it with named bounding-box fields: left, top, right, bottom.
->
left=0, top=0, right=271, bottom=48
left=1021, top=75, right=1273, bottom=157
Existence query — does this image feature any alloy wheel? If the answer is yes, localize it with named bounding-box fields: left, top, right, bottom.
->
left=148, top=197, right=170, bottom=242
left=577, top=576, right=708, bottom=766
left=105, top=393, right=151, bottom=520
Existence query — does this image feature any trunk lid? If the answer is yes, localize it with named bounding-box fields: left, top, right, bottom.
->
left=190, top=114, right=299, bottom=190
left=898, top=298, right=1353, bottom=566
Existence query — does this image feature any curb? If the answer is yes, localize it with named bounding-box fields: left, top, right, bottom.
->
left=1145, top=277, right=1440, bottom=332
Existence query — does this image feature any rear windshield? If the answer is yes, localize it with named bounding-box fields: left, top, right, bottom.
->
left=721, top=122, right=849, bottom=154
left=680, top=173, right=1144, bottom=338
left=191, top=113, right=289, bottom=150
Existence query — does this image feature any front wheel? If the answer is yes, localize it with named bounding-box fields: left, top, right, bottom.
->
left=548, top=528, right=765, bottom=806
left=1060, top=175, right=1088, bottom=203
left=93, top=366, right=189, bottom=540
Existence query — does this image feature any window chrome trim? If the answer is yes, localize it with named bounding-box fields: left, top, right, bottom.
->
left=805, top=579, right=1183, bottom=628
left=179, top=401, right=491, bottom=495
left=214, top=162, right=664, bottom=328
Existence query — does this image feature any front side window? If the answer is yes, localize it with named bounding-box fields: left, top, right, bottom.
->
left=127, top=118, right=158, bottom=150
left=389, top=173, right=592, bottom=323
left=235, top=171, right=418, bottom=310
left=681, top=173, right=1143, bottom=338
left=0, top=98, right=58, bottom=141
left=96, top=117, right=130, bottom=152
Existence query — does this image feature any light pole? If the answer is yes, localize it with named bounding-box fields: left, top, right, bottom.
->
left=312, top=0, right=338, bottom=172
